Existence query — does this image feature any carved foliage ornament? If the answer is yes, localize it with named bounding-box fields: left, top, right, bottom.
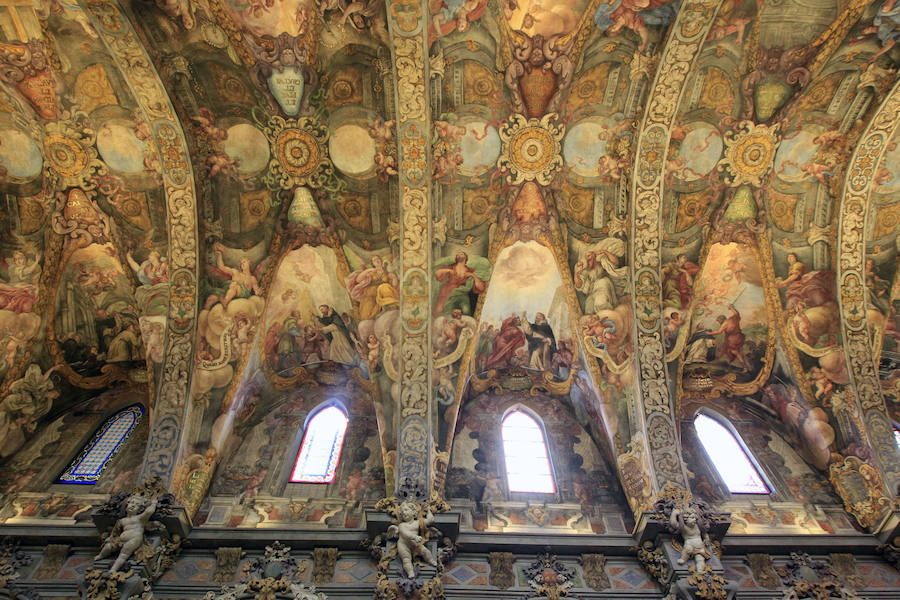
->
left=497, top=113, right=564, bottom=186
left=523, top=552, right=574, bottom=600
left=776, top=552, right=863, bottom=600
left=204, top=542, right=325, bottom=600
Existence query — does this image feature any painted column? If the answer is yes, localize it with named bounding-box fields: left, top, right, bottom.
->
left=79, top=0, right=199, bottom=488
left=629, top=0, right=724, bottom=493
left=385, top=0, right=433, bottom=494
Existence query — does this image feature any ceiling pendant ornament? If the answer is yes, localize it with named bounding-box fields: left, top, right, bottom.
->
left=261, top=115, right=335, bottom=192
left=42, top=118, right=107, bottom=189
left=716, top=121, right=780, bottom=187
left=497, top=113, right=564, bottom=186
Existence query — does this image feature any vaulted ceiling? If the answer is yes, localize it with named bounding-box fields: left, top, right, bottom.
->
left=2, top=0, right=900, bottom=526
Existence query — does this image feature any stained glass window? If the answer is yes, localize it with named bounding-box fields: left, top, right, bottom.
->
left=694, top=413, right=770, bottom=494
left=57, top=405, right=144, bottom=484
left=290, top=405, right=348, bottom=483
left=501, top=409, right=555, bottom=494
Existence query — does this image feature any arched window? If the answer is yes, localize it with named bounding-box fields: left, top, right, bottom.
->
left=290, top=405, right=349, bottom=483
left=501, top=409, right=555, bottom=494
left=58, top=405, right=144, bottom=484
left=694, top=413, right=770, bottom=494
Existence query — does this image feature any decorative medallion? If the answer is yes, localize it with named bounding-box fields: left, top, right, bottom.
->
left=717, top=121, right=780, bottom=187
left=497, top=113, right=564, bottom=186
left=42, top=118, right=107, bottom=189
left=262, top=115, right=335, bottom=191
left=828, top=454, right=891, bottom=528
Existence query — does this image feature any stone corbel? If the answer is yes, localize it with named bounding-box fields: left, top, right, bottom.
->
left=633, top=484, right=734, bottom=600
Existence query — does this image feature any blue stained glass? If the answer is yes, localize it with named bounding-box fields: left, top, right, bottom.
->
left=291, top=405, right=348, bottom=483
left=57, top=405, right=143, bottom=484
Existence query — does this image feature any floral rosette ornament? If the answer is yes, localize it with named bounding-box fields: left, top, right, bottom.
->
left=717, top=121, right=780, bottom=187
left=497, top=113, right=564, bottom=186
left=261, top=115, right=338, bottom=193
left=42, top=116, right=107, bottom=189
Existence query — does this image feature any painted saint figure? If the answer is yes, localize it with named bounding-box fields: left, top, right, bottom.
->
left=315, top=304, right=356, bottom=364
left=433, top=252, right=489, bottom=315
left=662, top=254, right=700, bottom=309
left=707, top=304, right=751, bottom=371
left=345, top=254, right=400, bottom=321
left=522, top=311, right=556, bottom=371
left=484, top=314, right=527, bottom=370
left=574, top=251, right=618, bottom=313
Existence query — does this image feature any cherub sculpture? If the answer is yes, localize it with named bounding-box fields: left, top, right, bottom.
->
left=670, top=506, right=711, bottom=571
left=388, top=500, right=437, bottom=578
left=95, top=494, right=157, bottom=572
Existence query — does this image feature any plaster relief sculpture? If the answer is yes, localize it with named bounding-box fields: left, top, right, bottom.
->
left=389, top=501, right=438, bottom=578
left=94, top=494, right=157, bottom=573
left=670, top=506, right=712, bottom=571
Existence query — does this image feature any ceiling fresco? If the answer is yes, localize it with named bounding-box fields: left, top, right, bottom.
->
left=2, top=0, right=900, bottom=532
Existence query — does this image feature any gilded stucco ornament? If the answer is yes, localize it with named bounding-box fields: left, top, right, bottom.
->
left=523, top=552, right=574, bottom=600
left=629, top=0, right=723, bottom=493
left=497, top=113, right=564, bottom=186
left=716, top=121, right=780, bottom=187
left=776, top=553, right=863, bottom=600
left=369, top=485, right=453, bottom=600
left=262, top=116, right=336, bottom=192
left=837, top=77, right=900, bottom=493
left=42, top=118, right=107, bottom=189
left=203, top=542, right=326, bottom=600
left=828, top=454, right=891, bottom=528
left=82, top=0, right=199, bottom=484
left=0, top=540, right=31, bottom=595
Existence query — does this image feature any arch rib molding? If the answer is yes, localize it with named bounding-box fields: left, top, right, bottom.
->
left=629, top=0, right=724, bottom=491
left=79, top=0, right=200, bottom=486
left=837, top=77, right=900, bottom=494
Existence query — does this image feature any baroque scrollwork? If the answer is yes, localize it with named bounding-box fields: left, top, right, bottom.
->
left=203, top=542, right=326, bottom=600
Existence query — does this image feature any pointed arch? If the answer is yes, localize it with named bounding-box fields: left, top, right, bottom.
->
left=290, top=404, right=349, bottom=483
left=500, top=408, right=555, bottom=494
left=693, top=411, right=770, bottom=494
left=58, top=405, right=144, bottom=484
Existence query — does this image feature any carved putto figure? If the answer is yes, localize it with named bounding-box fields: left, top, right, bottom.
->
left=388, top=501, right=438, bottom=578
left=95, top=494, right=157, bottom=572
left=670, top=507, right=711, bottom=571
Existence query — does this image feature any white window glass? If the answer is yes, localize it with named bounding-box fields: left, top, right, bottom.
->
left=894, top=428, right=900, bottom=450
left=291, top=405, right=348, bottom=483
left=501, top=410, right=555, bottom=493
left=694, top=413, right=769, bottom=494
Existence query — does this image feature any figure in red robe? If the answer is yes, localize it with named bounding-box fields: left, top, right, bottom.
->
left=483, top=314, right=527, bottom=370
